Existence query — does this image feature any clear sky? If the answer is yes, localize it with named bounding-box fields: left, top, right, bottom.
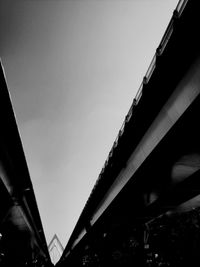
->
left=0, top=0, right=178, bottom=248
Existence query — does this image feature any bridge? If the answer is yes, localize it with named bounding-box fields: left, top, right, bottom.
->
left=1, top=0, right=200, bottom=266
left=0, top=62, right=52, bottom=266
left=57, top=0, right=200, bottom=266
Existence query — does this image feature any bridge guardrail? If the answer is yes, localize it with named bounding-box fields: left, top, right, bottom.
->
left=83, top=0, right=189, bottom=232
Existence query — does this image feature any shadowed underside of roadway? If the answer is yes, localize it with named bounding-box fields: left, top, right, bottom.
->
left=58, top=1, right=200, bottom=266
left=0, top=63, right=52, bottom=266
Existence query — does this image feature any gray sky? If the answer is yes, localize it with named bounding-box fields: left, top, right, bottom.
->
left=0, top=0, right=178, bottom=247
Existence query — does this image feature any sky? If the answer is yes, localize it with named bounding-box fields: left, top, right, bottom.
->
left=0, top=0, right=179, bottom=248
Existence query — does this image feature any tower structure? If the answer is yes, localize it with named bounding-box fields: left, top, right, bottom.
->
left=48, top=234, right=64, bottom=265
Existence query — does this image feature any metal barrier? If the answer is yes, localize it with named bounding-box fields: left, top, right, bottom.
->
left=84, top=0, right=189, bottom=222
left=100, top=0, right=189, bottom=177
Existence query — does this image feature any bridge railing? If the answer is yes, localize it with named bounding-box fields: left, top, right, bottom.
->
left=83, top=0, right=189, bottom=229
left=99, top=0, right=189, bottom=181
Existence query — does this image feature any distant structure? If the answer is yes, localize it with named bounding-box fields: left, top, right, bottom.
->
left=48, top=235, right=64, bottom=265
left=58, top=1, right=200, bottom=267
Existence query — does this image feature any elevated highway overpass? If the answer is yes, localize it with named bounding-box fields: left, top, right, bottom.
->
left=58, top=1, right=200, bottom=266
left=0, top=61, right=51, bottom=267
